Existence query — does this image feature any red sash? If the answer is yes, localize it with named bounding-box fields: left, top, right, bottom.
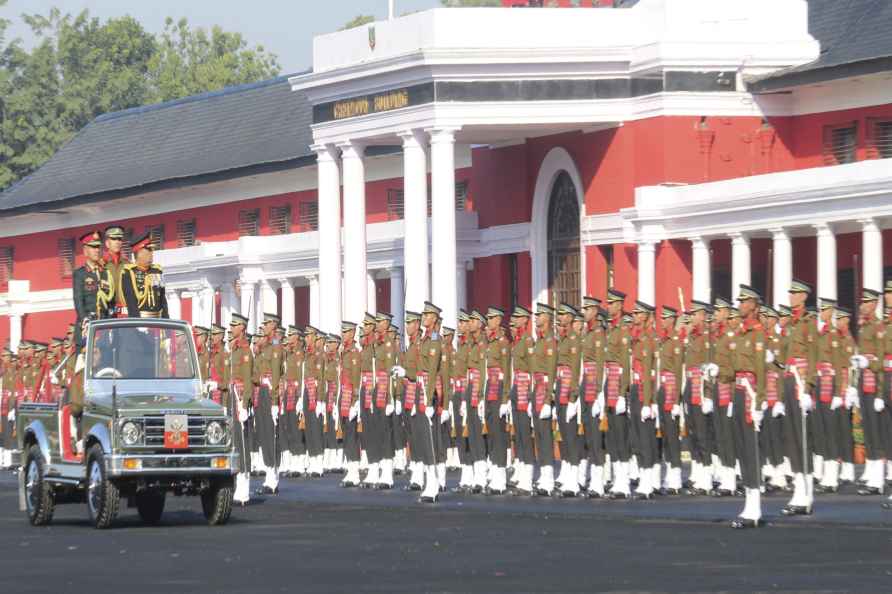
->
left=660, top=371, right=677, bottom=411
left=884, top=355, right=892, bottom=371
left=605, top=362, right=622, bottom=407
left=863, top=354, right=877, bottom=394
left=453, top=377, right=466, bottom=393
left=816, top=362, right=834, bottom=403
left=306, top=377, right=318, bottom=410
left=514, top=371, right=531, bottom=412
left=582, top=362, right=598, bottom=403
left=735, top=371, right=756, bottom=424
left=556, top=365, right=572, bottom=405
left=766, top=371, right=779, bottom=406
left=0, top=390, right=9, bottom=417
left=687, top=368, right=703, bottom=406
left=785, top=357, right=808, bottom=380
left=361, top=372, right=374, bottom=409
left=468, top=368, right=482, bottom=407
left=404, top=381, right=417, bottom=411
left=435, top=375, right=445, bottom=414
left=533, top=372, right=548, bottom=413
left=285, top=381, right=299, bottom=411
left=326, top=380, right=337, bottom=413
left=252, top=386, right=260, bottom=408
left=416, top=371, right=429, bottom=413
left=339, top=380, right=354, bottom=418
left=717, top=383, right=732, bottom=407
left=486, top=367, right=502, bottom=402
left=374, top=371, right=388, bottom=409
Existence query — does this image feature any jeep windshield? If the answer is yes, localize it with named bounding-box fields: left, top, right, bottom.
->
left=89, top=325, right=196, bottom=380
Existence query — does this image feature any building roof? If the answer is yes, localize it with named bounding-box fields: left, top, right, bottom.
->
left=0, top=74, right=315, bottom=213
left=749, top=0, right=892, bottom=92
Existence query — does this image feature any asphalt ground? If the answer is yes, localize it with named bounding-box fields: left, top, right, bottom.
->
left=1, top=470, right=891, bottom=594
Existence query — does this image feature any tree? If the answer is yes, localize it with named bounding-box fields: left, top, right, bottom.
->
left=341, top=15, right=375, bottom=31
left=441, top=0, right=502, bottom=6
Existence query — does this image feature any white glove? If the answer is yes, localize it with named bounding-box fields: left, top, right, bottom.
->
left=271, top=405, right=279, bottom=418
left=851, top=355, right=868, bottom=370
left=640, top=405, right=652, bottom=422
left=597, top=391, right=605, bottom=411
left=395, top=399, right=402, bottom=411
left=761, top=400, right=769, bottom=412
left=262, top=377, right=272, bottom=389
left=539, top=403, right=552, bottom=420
left=459, top=400, right=467, bottom=420
left=385, top=402, right=395, bottom=416
left=425, top=405, right=434, bottom=419
left=411, top=404, right=417, bottom=417
left=477, top=401, right=485, bottom=419
left=615, top=396, right=627, bottom=416
left=650, top=403, right=659, bottom=419
left=765, top=349, right=775, bottom=364
left=237, top=407, right=248, bottom=423
left=390, top=365, right=406, bottom=379
left=726, top=402, right=734, bottom=418
left=296, top=397, right=304, bottom=412
left=844, top=387, right=859, bottom=409
left=671, top=404, right=681, bottom=419
left=349, top=402, right=359, bottom=421
left=206, top=380, right=218, bottom=392
left=799, top=392, right=813, bottom=413
left=440, top=409, right=450, bottom=424
left=50, top=375, right=59, bottom=386
left=752, top=409, right=764, bottom=431
left=830, top=396, right=843, bottom=411
left=499, top=403, right=510, bottom=419
left=701, top=398, right=714, bottom=415
left=315, top=402, right=325, bottom=417
left=566, top=401, right=578, bottom=423
left=706, top=363, right=719, bottom=379
left=592, top=400, right=602, bottom=418
left=874, top=398, right=885, bottom=413
left=772, top=401, right=785, bottom=418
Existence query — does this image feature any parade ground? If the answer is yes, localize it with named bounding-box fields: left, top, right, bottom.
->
left=1, top=471, right=889, bottom=594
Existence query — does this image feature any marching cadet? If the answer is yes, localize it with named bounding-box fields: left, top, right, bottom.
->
left=339, top=322, right=362, bottom=488
left=397, top=312, right=422, bottom=490
left=711, top=298, right=739, bottom=497
left=484, top=306, right=511, bottom=495
left=280, top=326, right=307, bottom=477
left=72, top=230, right=115, bottom=345
left=729, top=285, right=767, bottom=529
left=206, top=324, right=228, bottom=407
left=853, top=288, right=885, bottom=495
left=387, top=321, right=406, bottom=475
left=417, top=302, right=443, bottom=502
left=369, top=312, right=398, bottom=488
left=554, top=304, right=583, bottom=497
left=0, top=348, right=13, bottom=469
left=121, top=233, right=168, bottom=319
left=452, top=310, right=473, bottom=491
left=601, top=290, right=631, bottom=499
left=629, top=301, right=658, bottom=500
left=508, top=306, right=536, bottom=495
left=579, top=297, right=607, bottom=498
left=683, top=300, right=713, bottom=495
left=759, top=306, right=788, bottom=493
left=883, top=281, right=892, bottom=498
left=102, top=225, right=128, bottom=317
left=303, top=326, right=326, bottom=478
left=253, top=313, right=283, bottom=495
left=464, top=310, right=488, bottom=493
left=657, top=306, right=685, bottom=495
left=356, top=314, right=378, bottom=487
left=532, top=303, right=558, bottom=496
left=322, top=333, right=342, bottom=474
left=780, top=280, right=818, bottom=513
left=437, top=326, right=456, bottom=489
left=228, top=313, right=253, bottom=505
left=814, top=299, right=842, bottom=493
left=833, top=307, right=858, bottom=487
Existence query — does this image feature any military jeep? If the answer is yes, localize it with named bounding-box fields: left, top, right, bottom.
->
left=17, top=318, right=238, bottom=528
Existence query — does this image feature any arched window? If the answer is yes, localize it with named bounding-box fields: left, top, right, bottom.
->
left=547, top=171, right=580, bottom=308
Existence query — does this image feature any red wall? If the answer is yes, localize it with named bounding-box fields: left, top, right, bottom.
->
left=655, top=240, right=692, bottom=311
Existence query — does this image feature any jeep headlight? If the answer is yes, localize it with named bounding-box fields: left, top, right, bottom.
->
left=206, top=421, right=226, bottom=446
left=121, top=421, right=142, bottom=446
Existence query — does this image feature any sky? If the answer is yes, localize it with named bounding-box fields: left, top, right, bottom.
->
left=4, top=0, right=443, bottom=75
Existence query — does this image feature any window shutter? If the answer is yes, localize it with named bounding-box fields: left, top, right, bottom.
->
left=176, top=219, right=197, bottom=247
left=387, top=189, right=405, bottom=220
left=121, top=228, right=135, bottom=260
left=298, top=202, right=318, bottom=231
left=866, top=118, right=892, bottom=160
left=146, top=224, right=165, bottom=250
left=270, top=205, right=292, bottom=235
left=58, top=238, right=75, bottom=278
left=822, top=123, right=857, bottom=165
left=238, top=209, right=260, bottom=236
left=0, top=246, right=13, bottom=290
left=455, top=181, right=468, bottom=211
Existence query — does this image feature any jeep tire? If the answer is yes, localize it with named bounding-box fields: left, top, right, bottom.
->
left=24, top=444, right=55, bottom=526
left=86, top=444, right=120, bottom=529
left=201, top=478, right=234, bottom=526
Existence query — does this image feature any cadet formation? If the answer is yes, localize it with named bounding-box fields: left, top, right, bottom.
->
left=3, top=227, right=892, bottom=528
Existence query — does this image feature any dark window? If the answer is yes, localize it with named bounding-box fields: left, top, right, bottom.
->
left=58, top=238, right=75, bottom=278
left=867, top=119, right=892, bottom=160
left=455, top=180, right=469, bottom=211
left=121, top=227, right=135, bottom=260
left=238, top=209, right=260, bottom=237
left=176, top=219, right=196, bottom=247
left=298, top=202, right=318, bottom=231
left=822, top=123, right=857, bottom=165
left=387, top=189, right=404, bottom=220
left=0, top=246, right=12, bottom=290
left=547, top=171, right=581, bottom=308
left=601, top=245, right=615, bottom=289
left=508, top=253, right=519, bottom=313
left=145, top=224, right=165, bottom=250
left=269, top=205, right=292, bottom=235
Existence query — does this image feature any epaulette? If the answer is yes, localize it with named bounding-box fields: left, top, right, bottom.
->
left=153, top=264, right=163, bottom=272
left=123, top=262, right=136, bottom=271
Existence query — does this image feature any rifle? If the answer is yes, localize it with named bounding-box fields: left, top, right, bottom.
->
left=677, top=287, right=688, bottom=438
left=741, top=377, right=762, bottom=488
left=654, top=331, right=662, bottom=439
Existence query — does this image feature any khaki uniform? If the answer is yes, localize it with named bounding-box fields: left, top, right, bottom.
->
left=782, top=307, right=818, bottom=474
left=658, top=327, right=685, bottom=470
left=631, top=327, right=658, bottom=470
left=484, top=329, right=511, bottom=468
left=532, top=329, right=557, bottom=467
left=731, top=318, right=766, bottom=489
left=230, top=338, right=253, bottom=474
left=511, top=330, right=537, bottom=466
left=859, top=314, right=886, bottom=461
left=603, top=317, right=631, bottom=464
left=684, top=325, right=713, bottom=469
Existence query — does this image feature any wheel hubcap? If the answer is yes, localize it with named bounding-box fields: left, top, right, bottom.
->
left=25, top=461, right=38, bottom=513
left=88, top=461, right=103, bottom=516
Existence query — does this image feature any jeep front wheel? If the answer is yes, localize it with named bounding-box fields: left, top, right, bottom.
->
left=201, top=479, right=234, bottom=526
left=86, top=445, right=119, bottom=529
left=24, top=444, right=54, bottom=526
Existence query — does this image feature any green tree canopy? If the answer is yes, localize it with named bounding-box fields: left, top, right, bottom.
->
left=341, top=15, right=375, bottom=31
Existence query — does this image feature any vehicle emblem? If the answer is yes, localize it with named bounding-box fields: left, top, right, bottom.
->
left=164, top=414, right=189, bottom=449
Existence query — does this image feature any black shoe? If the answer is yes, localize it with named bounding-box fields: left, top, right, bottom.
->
left=310, top=472, right=322, bottom=479
left=815, top=484, right=838, bottom=494
left=450, top=485, right=469, bottom=494
left=733, top=487, right=745, bottom=497
left=255, top=486, right=279, bottom=496
left=660, top=488, right=681, bottom=497
left=881, top=501, right=892, bottom=510
left=763, top=483, right=781, bottom=494
left=486, top=487, right=506, bottom=496
left=684, top=487, right=709, bottom=496
left=513, top=488, right=532, bottom=496
left=560, top=490, right=578, bottom=498
left=471, top=485, right=484, bottom=495
left=780, top=505, right=812, bottom=516
left=839, top=479, right=853, bottom=487
left=586, top=490, right=603, bottom=499
left=710, top=488, right=733, bottom=498
left=730, top=518, right=764, bottom=529
left=681, top=479, right=694, bottom=490
left=630, top=478, right=640, bottom=489
left=606, top=491, right=629, bottom=500
left=419, top=495, right=438, bottom=504
left=376, top=483, right=393, bottom=490
left=340, top=481, right=357, bottom=488
left=857, top=486, right=881, bottom=496
left=633, top=492, right=653, bottom=501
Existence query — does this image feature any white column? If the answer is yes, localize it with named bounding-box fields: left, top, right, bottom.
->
left=166, top=289, right=182, bottom=321
left=220, top=281, right=238, bottom=326
left=399, top=130, right=429, bottom=313
left=457, top=262, right=468, bottom=311
left=637, top=241, right=656, bottom=305
left=390, top=266, right=405, bottom=326
left=771, top=228, right=792, bottom=307
left=307, top=275, right=320, bottom=328
left=730, top=232, right=751, bottom=294
left=862, top=218, right=883, bottom=293
left=239, top=280, right=257, bottom=333
left=314, top=144, right=342, bottom=334
left=340, top=141, right=367, bottom=323
left=190, top=288, right=203, bottom=326
left=279, top=278, right=295, bottom=328
left=259, top=279, right=278, bottom=318
left=367, top=272, right=378, bottom=315
left=815, top=223, right=837, bottom=300
left=690, top=237, right=711, bottom=303
left=8, top=313, right=22, bottom=352
left=429, top=127, right=459, bottom=329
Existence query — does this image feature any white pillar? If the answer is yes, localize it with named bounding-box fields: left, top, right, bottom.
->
left=399, top=130, right=429, bottom=313
left=221, top=282, right=238, bottom=327
left=815, top=223, right=837, bottom=300
left=190, top=288, right=204, bottom=325
left=367, top=272, right=378, bottom=315
left=771, top=228, right=792, bottom=307
left=637, top=241, right=656, bottom=305
left=457, top=262, right=467, bottom=311
left=8, top=313, right=22, bottom=352
left=429, top=127, right=459, bottom=329
left=862, top=218, right=883, bottom=293
left=166, top=289, right=182, bottom=321
left=259, top=279, right=278, bottom=319
left=307, top=275, right=320, bottom=328
left=280, top=278, right=295, bottom=328
left=730, top=232, right=751, bottom=294
left=390, top=266, right=405, bottom=326
left=314, top=144, right=342, bottom=334
left=239, top=280, right=257, bottom=334
left=340, top=141, right=367, bottom=324
left=690, top=237, right=711, bottom=303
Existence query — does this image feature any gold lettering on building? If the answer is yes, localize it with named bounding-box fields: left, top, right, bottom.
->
left=373, top=90, right=409, bottom=112
left=332, top=89, right=410, bottom=120
left=333, top=98, right=370, bottom=120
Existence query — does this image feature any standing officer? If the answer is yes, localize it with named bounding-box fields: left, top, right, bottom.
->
left=854, top=288, right=886, bottom=495
left=228, top=313, right=254, bottom=505
left=603, top=289, right=632, bottom=499
left=72, top=230, right=114, bottom=345
left=372, top=312, right=399, bottom=488
left=465, top=310, right=488, bottom=493
left=684, top=300, right=713, bottom=495
left=194, top=326, right=210, bottom=382
left=759, top=305, right=788, bottom=493
left=207, top=324, right=228, bottom=407
left=417, top=302, right=443, bottom=502
left=121, top=233, right=168, bottom=319
left=451, top=310, right=472, bottom=491
left=833, top=307, right=858, bottom=487
left=437, top=326, right=456, bottom=489
left=280, top=326, right=306, bottom=477
left=554, top=304, right=583, bottom=496
left=508, top=306, right=536, bottom=495
left=339, top=322, right=362, bottom=487
left=483, top=306, right=510, bottom=495
left=302, top=327, right=325, bottom=478
left=322, top=333, right=342, bottom=473
left=580, top=297, right=607, bottom=497
left=814, top=299, right=841, bottom=492
left=657, top=306, right=685, bottom=495
left=253, top=312, right=283, bottom=495
left=629, top=301, right=658, bottom=499
left=357, top=314, right=379, bottom=487
left=711, top=297, right=738, bottom=497
left=102, top=226, right=128, bottom=317
left=532, top=303, right=558, bottom=495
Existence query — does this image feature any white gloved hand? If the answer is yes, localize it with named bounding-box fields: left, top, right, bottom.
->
left=50, top=375, right=59, bottom=386
left=539, top=403, right=552, bottom=420
left=349, top=402, right=359, bottom=421
left=271, top=405, right=279, bottom=418
left=844, top=387, right=859, bottom=409
left=597, top=391, right=605, bottom=410
left=874, top=398, right=885, bottom=413
left=206, top=380, right=218, bottom=392
left=296, top=397, right=304, bottom=412
left=315, top=402, right=325, bottom=417
left=262, top=377, right=272, bottom=389
left=851, top=355, right=868, bottom=370
left=592, top=400, right=602, bottom=418
left=701, top=397, right=714, bottom=415
left=752, top=409, right=764, bottom=430
left=410, top=404, right=417, bottom=417
left=616, top=396, right=627, bottom=416
left=772, top=401, right=785, bottom=418
left=237, top=407, right=248, bottom=423
left=761, top=400, right=769, bottom=411
left=390, top=365, right=406, bottom=379
left=459, top=400, right=467, bottom=420
left=726, top=402, right=734, bottom=418
left=799, top=392, right=813, bottom=413
left=499, top=403, right=510, bottom=418
left=384, top=402, right=393, bottom=415
left=566, top=402, right=578, bottom=423
left=640, top=405, right=652, bottom=422
left=425, top=405, right=434, bottom=420
left=830, top=396, right=843, bottom=411
left=440, top=409, right=450, bottom=424
left=477, top=401, right=485, bottom=419
left=706, top=363, right=719, bottom=379
left=671, top=404, right=681, bottom=419
left=394, top=399, right=402, bottom=411
left=765, top=349, right=775, bottom=364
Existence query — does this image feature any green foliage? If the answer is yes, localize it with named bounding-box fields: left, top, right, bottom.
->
left=0, top=8, right=280, bottom=190
left=340, top=15, right=375, bottom=31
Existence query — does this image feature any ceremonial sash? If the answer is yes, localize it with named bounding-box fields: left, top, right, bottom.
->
left=452, top=377, right=466, bottom=393
left=816, top=362, right=835, bottom=403
left=326, top=380, right=337, bottom=413
left=687, top=367, right=703, bottom=405
left=717, top=382, right=732, bottom=407
left=514, top=371, right=531, bottom=412
left=605, top=362, right=622, bottom=407
left=533, top=372, right=548, bottom=413
left=863, top=355, right=877, bottom=394
left=339, top=380, right=354, bottom=418
left=486, top=367, right=503, bottom=402
left=556, top=365, right=572, bottom=405
left=375, top=370, right=389, bottom=409
left=306, top=377, right=318, bottom=410
left=285, top=380, right=300, bottom=412
left=766, top=371, right=779, bottom=406
left=252, top=386, right=260, bottom=408
left=416, top=371, right=429, bottom=413
left=582, top=362, right=598, bottom=403
left=784, top=357, right=808, bottom=380
left=468, top=368, right=482, bottom=407
left=404, top=381, right=418, bottom=411
left=361, top=371, right=374, bottom=409
left=659, top=371, right=677, bottom=411
left=735, top=371, right=756, bottom=424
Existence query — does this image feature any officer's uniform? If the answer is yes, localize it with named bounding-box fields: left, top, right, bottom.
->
left=121, top=232, right=168, bottom=319
left=228, top=313, right=253, bottom=504
left=451, top=311, right=472, bottom=489
left=759, top=306, right=787, bottom=492
left=657, top=306, right=685, bottom=494
left=279, top=326, right=306, bottom=477
left=303, top=328, right=326, bottom=477
left=832, top=308, right=857, bottom=485
left=464, top=311, right=488, bottom=491
left=712, top=301, right=739, bottom=496
left=72, top=231, right=115, bottom=345
left=102, top=225, right=128, bottom=318
left=436, top=327, right=455, bottom=479
left=578, top=298, right=607, bottom=497
left=508, top=306, right=536, bottom=495
left=416, top=302, right=443, bottom=502
left=367, top=314, right=397, bottom=487
left=339, top=323, right=362, bottom=487
left=602, top=290, right=631, bottom=498
left=531, top=303, right=558, bottom=495
left=683, top=300, right=713, bottom=494
left=321, top=334, right=341, bottom=472
left=857, top=289, right=886, bottom=494
left=483, top=307, right=511, bottom=494
left=554, top=303, right=583, bottom=496
left=629, top=301, right=658, bottom=499
left=253, top=313, right=283, bottom=493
